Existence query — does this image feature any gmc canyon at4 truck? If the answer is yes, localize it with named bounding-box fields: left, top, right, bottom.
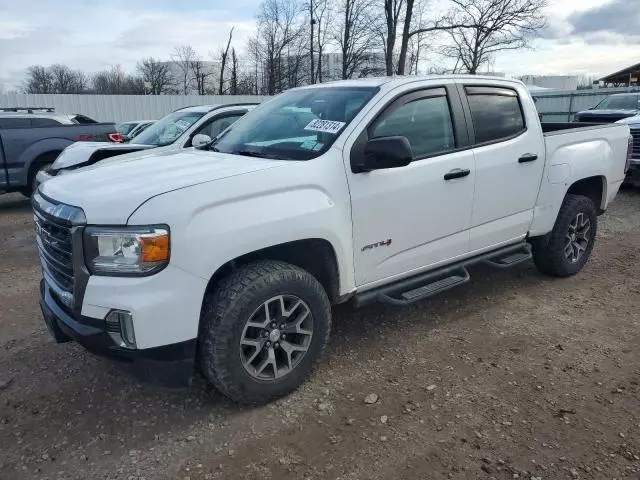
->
left=35, top=76, right=632, bottom=404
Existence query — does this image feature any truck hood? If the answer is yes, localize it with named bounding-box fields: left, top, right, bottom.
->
left=576, top=109, right=638, bottom=123
left=616, top=114, right=640, bottom=126
left=52, top=141, right=157, bottom=171
left=41, top=149, right=290, bottom=224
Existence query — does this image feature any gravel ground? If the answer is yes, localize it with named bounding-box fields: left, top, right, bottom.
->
left=0, top=189, right=639, bottom=480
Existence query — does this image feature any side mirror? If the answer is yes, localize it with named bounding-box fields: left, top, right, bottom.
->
left=192, top=133, right=212, bottom=147
left=358, top=136, right=412, bottom=172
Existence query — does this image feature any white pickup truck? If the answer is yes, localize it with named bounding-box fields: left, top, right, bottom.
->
left=35, top=76, right=632, bottom=404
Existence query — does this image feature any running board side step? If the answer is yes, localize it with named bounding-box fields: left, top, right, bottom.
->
left=353, top=242, right=532, bottom=307
left=482, top=243, right=532, bottom=268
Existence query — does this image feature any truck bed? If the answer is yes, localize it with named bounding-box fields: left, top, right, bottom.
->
left=541, top=122, right=622, bottom=135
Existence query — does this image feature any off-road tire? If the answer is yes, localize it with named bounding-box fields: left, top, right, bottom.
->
left=199, top=260, right=331, bottom=404
left=532, top=194, right=597, bottom=277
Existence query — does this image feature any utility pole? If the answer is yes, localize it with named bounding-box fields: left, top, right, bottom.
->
left=310, top=0, right=316, bottom=84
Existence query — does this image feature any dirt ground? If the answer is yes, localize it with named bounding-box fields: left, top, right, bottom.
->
left=0, top=190, right=639, bottom=480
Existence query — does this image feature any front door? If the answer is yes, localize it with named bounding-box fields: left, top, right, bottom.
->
left=346, top=85, right=476, bottom=287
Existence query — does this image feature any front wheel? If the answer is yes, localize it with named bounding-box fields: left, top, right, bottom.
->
left=531, top=194, right=597, bottom=277
left=21, top=162, right=52, bottom=198
left=199, top=260, right=331, bottom=404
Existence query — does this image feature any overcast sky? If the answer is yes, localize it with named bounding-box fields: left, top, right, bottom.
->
left=1, top=0, right=638, bottom=91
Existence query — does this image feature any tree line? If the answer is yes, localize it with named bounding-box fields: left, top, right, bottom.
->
left=21, top=0, right=546, bottom=96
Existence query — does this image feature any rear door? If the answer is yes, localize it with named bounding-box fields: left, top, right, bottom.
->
left=457, top=82, right=545, bottom=251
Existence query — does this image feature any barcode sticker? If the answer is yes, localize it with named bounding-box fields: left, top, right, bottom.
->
left=304, top=119, right=346, bottom=134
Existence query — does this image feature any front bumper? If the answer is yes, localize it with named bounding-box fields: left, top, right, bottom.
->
left=40, top=277, right=197, bottom=386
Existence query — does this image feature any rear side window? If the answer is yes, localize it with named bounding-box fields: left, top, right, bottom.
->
left=31, top=117, right=62, bottom=127
left=372, top=90, right=456, bottom=159
left=465, top=86, right=525, bottom=144
left=72, top=114, right=97, bottom=124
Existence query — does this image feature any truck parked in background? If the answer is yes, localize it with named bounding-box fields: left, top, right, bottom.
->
left=0, top=108, right=119, bottom=197
left=35, top=76, right=632, bottom=404
left=617, top=114, right=640, bottom=186
left=574, top=93, right=640, bottom=123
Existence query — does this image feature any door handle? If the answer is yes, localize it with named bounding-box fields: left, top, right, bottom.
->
left=518, top=153, right=538, bottom=163
left=444, top=168, right=471, bottom=180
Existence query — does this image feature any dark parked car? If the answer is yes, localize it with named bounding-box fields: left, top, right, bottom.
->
left=0, top=108, right=120, bottom=197
left=574, top=93, right=640, bottom=123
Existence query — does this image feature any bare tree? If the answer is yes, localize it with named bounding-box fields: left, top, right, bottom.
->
left=49, top=64, right=77, bottom=93
left=92, top=66, right=144, bottom=94
left=311, top=0, right=334, bottom=82
left=383, top=0, right=404, bottom=75
left=444, top=0, right=547, bottom=74
left=218, top=27, right=234, bottom=95
left=172, top=45, right=196, bottom=94
left=230, top=48, right=239, bottom=94
left=23, top=66, right=54, bottom=93
left=252, top=0, right=306, bottom=94
left=137, top=57, right=173, bottom=94
left=190, top=57, right=212, bottom=95
left=22, top=64, right=88, bottom=93
left=334, top=0, right=377, bottom=80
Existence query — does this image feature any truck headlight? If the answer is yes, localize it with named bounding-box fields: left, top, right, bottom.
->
left=83, top=226, right=170, bottom=276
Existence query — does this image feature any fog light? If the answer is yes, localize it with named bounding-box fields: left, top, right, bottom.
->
left=105, top=310, right=136, bottom=349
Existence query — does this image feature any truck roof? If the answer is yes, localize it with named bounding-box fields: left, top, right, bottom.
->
left=296, top=75, right=526, bottom=90
left=0, top=112, right=87, bottom=125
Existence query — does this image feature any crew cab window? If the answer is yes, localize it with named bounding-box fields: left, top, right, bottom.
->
left=465, top=87, right=525, bottom=144
left=372, top=93, right=455, bottom=158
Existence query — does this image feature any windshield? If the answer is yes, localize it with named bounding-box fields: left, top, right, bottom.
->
left=213, top=87, right=378, bottom=160
left=594, top=95, right=640, bottom=110
left=131, top=111, right=205, bottom=146
left=116, top=123, right=137, bottom=135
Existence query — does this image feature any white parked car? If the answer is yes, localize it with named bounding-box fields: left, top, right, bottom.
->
left=35, top=103, right=257, bottom=186
left=35, top=76, right=632, bottom=404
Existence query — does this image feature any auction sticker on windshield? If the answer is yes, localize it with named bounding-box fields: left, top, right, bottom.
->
left=304, top=119, right=346, bottom=134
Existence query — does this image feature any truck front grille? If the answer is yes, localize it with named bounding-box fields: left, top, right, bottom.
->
left=631, top=129, right=640, bottom=159
left=32, top=191, right=86, bottom=306
left=34, top=210, right=74, bottom=293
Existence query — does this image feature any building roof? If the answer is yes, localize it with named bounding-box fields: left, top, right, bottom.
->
left=599, top=62, right=640, bottom=84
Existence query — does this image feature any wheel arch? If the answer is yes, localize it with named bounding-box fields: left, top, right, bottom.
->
left=566, top=175, right=606, bottom=213
left=199, top=237, right=341, bottom=317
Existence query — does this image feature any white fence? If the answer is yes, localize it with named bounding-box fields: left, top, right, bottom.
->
left=3, top=86, right=640, bottom=124
left=0, top=93, right=270, bottom=123
left=531, top=86, right=640, bottom=122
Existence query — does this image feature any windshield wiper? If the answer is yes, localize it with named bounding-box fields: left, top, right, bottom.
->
left=232, top=149, right=288, bottom=160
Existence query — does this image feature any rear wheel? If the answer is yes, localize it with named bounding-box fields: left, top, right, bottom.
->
left=199, top=260, right=331, bottom=404
left=532, top=194, right=597, bottom=277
